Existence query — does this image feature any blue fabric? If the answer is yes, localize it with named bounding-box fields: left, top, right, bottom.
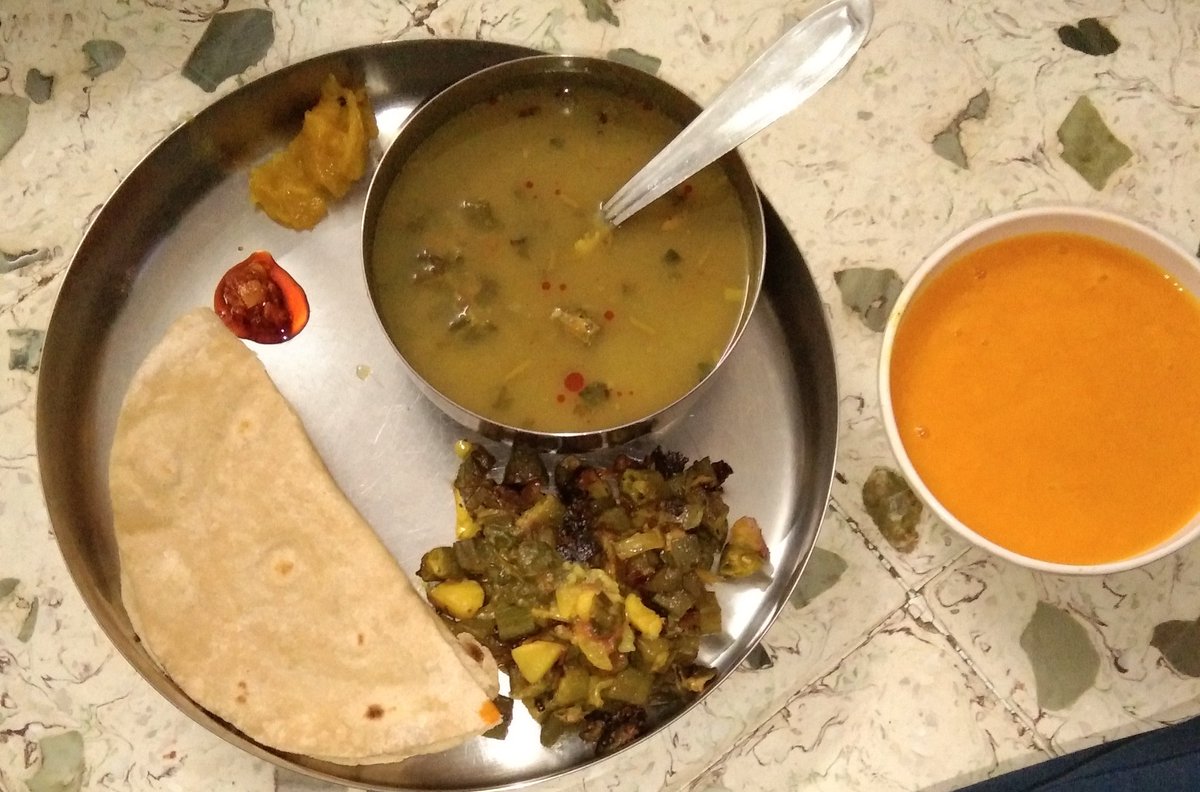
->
left=961, top=716, right=1200, bottom=791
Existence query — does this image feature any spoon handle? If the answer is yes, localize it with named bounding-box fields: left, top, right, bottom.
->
left=600, top=0, right=873, bottom=227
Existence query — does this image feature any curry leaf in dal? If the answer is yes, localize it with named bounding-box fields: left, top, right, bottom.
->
left=579, top=381, right=611, bottom=406
left=461, top=199, right=500, bottom=230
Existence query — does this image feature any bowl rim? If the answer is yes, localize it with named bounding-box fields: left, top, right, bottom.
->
left=878, top=204, right=1200, bottom=575
left=360, top=53, right=767, bottom=449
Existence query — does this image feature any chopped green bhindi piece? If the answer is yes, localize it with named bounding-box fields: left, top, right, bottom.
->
left=619, top=469, right=667, bottom=504
left=539, top=713, right=569, bottom=746
left=418, top=546, right=462, bottom=581
left=606, top=668, right=653, bottom=705
left=673, top=632, right=701, bottom=665
left=596, top=506, right=632, bottom=536
left=453, top=537, right=489, bottom=574
left=477, top=507, right=516, bottom=536
left=667, top=533, right=701, bottom=568
left=696, top=590, right=722, bottom=635
left=614, top=529, right=665, bottom=559
left=652, top=588, right=694, bottom=618
left=503, top=443, right=549, bottom=487
left=552, top=665, right=590, bottom=707
left=645, top=565, right=682, bottom=593
left=461, top=198, right=500, bottom=229
left=495, top=603, right=538, bottom=641
left=635, top=635, right=671, bottom=673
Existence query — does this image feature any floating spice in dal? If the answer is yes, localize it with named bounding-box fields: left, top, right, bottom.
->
left=418, top=441, right=767, bottom=752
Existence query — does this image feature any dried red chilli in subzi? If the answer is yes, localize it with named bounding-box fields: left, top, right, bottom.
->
left=213, top=251, right=309, bottom=344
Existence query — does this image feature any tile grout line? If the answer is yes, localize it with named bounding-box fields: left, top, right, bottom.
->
left=831, top=493, right=1056, bottom=754
left=831, top=491, right=1054, bottom=756
left=906, top=584, right=1055, bottom=757
left=678, top=527, right=917, bottom=792
left=679, top=600, right=908, bottom=791
left=680, top=490, right=1037, bottom=789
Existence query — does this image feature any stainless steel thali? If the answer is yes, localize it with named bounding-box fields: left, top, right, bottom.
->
left=36, top=39, right=839, bottom=791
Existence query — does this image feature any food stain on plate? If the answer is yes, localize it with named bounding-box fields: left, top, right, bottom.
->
left=889, top=230, right=1200, bottom=565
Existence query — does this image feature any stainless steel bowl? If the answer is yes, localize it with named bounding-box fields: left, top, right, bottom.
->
left=362, top=55, right=767, bottom=451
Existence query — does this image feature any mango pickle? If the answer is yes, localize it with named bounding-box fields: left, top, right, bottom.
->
left=421, top=441, right=761, bottom=755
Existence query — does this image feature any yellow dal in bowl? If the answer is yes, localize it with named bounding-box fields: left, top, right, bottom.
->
left=890, top=231, right=1200, bottom=565
left=369, top=85, right=753, bottom=433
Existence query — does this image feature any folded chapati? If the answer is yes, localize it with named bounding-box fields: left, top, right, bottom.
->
left=109, top=308, right=499, bottom=765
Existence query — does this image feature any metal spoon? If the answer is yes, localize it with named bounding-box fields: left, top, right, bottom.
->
left=600, top=0, right=874, bottom=227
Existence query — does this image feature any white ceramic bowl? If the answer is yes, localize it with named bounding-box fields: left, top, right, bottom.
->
left=879, top=206, right=1200, bottom=575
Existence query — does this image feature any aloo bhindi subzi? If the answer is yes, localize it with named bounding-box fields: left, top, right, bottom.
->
left=419, top=441, right=768, bottom=753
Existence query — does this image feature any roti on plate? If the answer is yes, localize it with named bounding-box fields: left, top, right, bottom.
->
left=108, top=307, right=500, bottom=765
